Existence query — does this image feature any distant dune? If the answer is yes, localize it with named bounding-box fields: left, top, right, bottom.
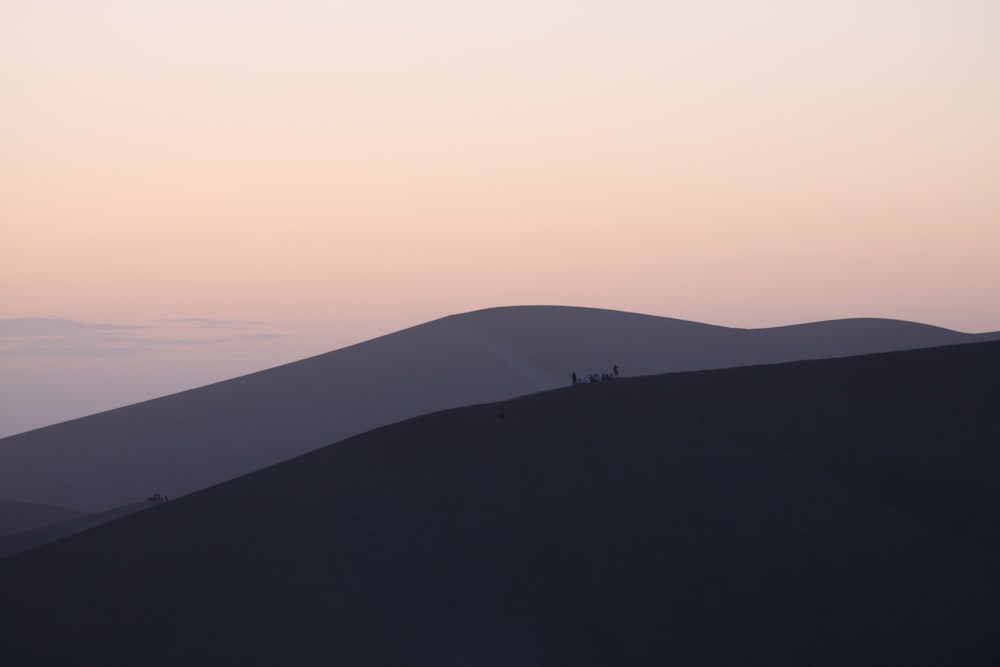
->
left=2, top=340, right=997, bottom=666
left=1, top=306, right=997, bottom=514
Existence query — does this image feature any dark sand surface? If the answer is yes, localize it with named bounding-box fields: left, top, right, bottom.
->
left=0, top=501, right=149, bottom=560
left=2, top=340, right=998, bottom=666
left=1, top=305, right=997, bottom=514
left=0, top=499, right=86, bottom=536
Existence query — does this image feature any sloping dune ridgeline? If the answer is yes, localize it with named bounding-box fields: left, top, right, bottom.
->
left=1, top=306, right=996, bottom=516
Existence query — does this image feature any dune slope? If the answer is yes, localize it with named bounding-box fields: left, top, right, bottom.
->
left=0, top=502, right=149, bottom=560
left=1, top=340, right=998, bottom=666
left=0, top=305, right=996, bottom=513
left=0, top=500, right=86, bottom=536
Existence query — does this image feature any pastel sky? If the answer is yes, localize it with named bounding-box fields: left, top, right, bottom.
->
left=3, top=0, right=999, bottom=437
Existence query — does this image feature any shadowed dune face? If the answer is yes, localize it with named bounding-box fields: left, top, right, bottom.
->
left=1, top=341, right=998, bottom=666
left=0, top=502, right=148, bottom=560
left=0, top=500, right=86, bottom=536
left=0, top=306, right=997, bottom=514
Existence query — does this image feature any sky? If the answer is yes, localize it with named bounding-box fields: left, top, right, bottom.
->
left=2, top=0, right=999, bottom=437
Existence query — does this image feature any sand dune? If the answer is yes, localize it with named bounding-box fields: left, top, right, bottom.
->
left=1, top=306, right=996, bottom=513
left=1, top=340, right=997, bottom=665
left=0, top=499, right=86, bottom=536
left=0, top=501, right=149, bottom=560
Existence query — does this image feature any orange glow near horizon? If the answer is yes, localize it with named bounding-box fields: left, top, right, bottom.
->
left=2, top=0, right=999, bottom=434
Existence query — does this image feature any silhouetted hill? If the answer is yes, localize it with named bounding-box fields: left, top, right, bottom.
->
left=1, top=305, right=996, bottom=514
left=2, top=340, right=998, bottom=666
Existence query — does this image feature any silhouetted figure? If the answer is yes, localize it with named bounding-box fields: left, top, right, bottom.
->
left=613, top=364, right=619, bottom=379
left=572, top=372, right=577, bottom=385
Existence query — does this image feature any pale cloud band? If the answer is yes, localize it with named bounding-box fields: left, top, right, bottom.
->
left=160, top=318, right=266, bottom=329
left=0, top=318, right=284, bottom=357
left=0, top=318, right=142, bottom=338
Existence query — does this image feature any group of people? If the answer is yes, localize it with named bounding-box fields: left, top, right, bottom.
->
left=572, top=365, right=619, bottom=386
left=147, top=493, right=169, bottom=504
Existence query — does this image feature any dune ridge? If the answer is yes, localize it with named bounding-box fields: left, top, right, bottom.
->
left=1, top=305, right=996, bottom=513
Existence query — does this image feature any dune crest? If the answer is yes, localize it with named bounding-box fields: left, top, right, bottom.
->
left=1, top=305, right=996, bottom=513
